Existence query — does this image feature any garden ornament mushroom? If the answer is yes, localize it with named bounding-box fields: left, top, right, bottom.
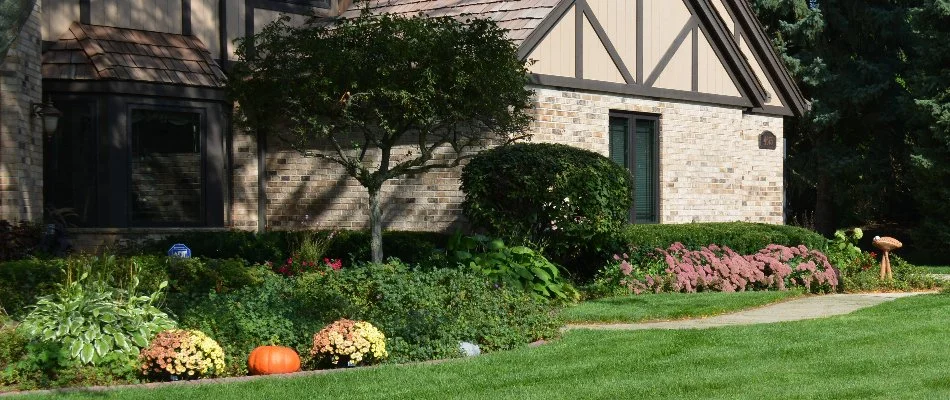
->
left=872, top=236, right=903, bottom=280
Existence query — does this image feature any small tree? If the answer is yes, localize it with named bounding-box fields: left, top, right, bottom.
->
left=230, top=12, right=534, bottom=263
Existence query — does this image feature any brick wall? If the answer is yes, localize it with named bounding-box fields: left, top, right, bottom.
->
left=230, top=85, right=786, bottom=231
left=531, top=86, right=785, bottom=224
left=0, top=0, right=43, bottom=222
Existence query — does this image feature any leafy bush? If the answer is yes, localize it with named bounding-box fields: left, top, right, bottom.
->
left=0, top=220, right=43, bottom=261
left=292, top=261, right=561, bottom=364
left=163, top=257, right=267, bottom=296
left=0, top=323, right=27, bottom=380
left=18, top=264, right=176, bottom=368
left=822, top=228, right=939, bottom=292
left=448, top=234, right=576, bottom=300
left=176, top=269, right=318, bottom=376
left=139, top=329, right=225, bottom=381
left=323, top=230, right=447, bottom=265
left=0, top=258, right=64, bottom=318
left=461, top=143, right=633, bottom=268
left=622, top=222, right=828, bottom=255
left=145, top=231, right=290, bottom=264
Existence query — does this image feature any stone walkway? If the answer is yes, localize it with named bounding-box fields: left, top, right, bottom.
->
left=565, top=292, right=934, bottom=331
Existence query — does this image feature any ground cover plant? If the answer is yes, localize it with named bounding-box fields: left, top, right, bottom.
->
left=20, top=293, right=950, bottom=399
left=560, top=290, right=804, bottom=323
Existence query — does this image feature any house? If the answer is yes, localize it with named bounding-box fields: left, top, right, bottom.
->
left=0, top=0, right=806, bottom=243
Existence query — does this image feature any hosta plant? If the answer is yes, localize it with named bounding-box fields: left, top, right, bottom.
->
left=448, top=234, right=577, bottom=300
left=139, top=329, right=225, bottom=380
left=18, top=261, right=175, bottom=367
left=310, top=319, right=387, bottom=368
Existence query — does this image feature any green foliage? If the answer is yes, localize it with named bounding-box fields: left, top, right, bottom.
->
left=621, top=222, right=828, bottom=255
left=839, top=255, right=940, bottom=293
left=461, top=142, right=633, bottom=271
left=18, top=262, right=176, bottom=367
left=447, top=234, right=576, bottom=300
left=908, top=0, right=950, bottom=263
left=176, top=270, right=317, bottom=376
left=0, top=323, right=27, bottom=382
left=292, top=261, right=561, bottom=364
left=324, top=231, right=447, bottom=265
left=146, top=231, right=288, bottom=264
left=0, top=258, right=63, bottom=318
left=825, top=228, right=865, bottom=269
left=0, top=220, right=42, bottom=261
left=231, top=12, right=535, bottom=263
left=163, top=257, right=266, bottom=296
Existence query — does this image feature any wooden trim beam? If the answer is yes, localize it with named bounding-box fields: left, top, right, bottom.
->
left=517, top=0, right=576, bottom=60
left=182, top=0, right=192, bottom=35
left=44, top=80, right=228, bottom=101
left=575, top=1, right=583, bottom=79
left=530, top=73, right=753, bottom=108
left=684, top=0, right=767, bottom=107
left=79, top=0, right=90, bottom=24
left=644, top=18, right=695, bottom=87
left=577, top=0, right=634, bottom=84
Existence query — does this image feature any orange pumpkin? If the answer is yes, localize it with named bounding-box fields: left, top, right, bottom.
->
left=247, top=345, right=301, bottom=375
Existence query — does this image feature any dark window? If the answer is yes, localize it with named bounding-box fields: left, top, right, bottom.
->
left=609, top=113, right=659, bottom=223
left=43, top=94, right=225, bottom=229
left=129, top=109, right=204, bottom=225
left=44, top=99, right=100, bottom=226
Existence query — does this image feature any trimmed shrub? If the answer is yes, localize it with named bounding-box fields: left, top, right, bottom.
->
left=323, top=231, right=448, bottom=265
left=621, top=222, right=828, bottom=255
left=145, top=231, right=289, bottom=265
left=146, top=230, right=447, bottom=265
left=461, top=143, right=633, bottom=268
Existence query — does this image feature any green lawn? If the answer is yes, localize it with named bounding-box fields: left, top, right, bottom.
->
left=560, top=290, right=804, bottom=323
left=921, top=265, right=950, bottom=275
left=21, top=293, right=950, bottom=399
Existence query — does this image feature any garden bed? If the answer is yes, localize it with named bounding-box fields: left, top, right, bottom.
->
left=8, top=293, right=949, bottom=399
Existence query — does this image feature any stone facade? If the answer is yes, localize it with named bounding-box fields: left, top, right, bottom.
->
left=232, top=85, right=785, bottom=231
left=0, top=0, right=43, bottom=222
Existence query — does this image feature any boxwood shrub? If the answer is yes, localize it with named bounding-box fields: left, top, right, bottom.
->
left=147, top=230, right=448, bottom=265
left=461, top=143, right=633, bottom=268
left=621, top=222, right=828, bottom=254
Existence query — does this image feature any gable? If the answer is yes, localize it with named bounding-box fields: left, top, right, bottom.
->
left=520, top=0, right=801, bottom=115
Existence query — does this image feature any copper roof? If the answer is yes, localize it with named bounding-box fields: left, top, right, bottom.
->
left=42, top=22, right=226, bottom=88
left=340, top=0, right=562, bottom=44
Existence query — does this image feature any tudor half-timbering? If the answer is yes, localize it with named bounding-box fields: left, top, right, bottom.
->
left=0, top=0, right=805, bottom=237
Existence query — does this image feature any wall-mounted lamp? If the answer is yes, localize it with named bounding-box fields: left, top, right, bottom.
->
left=32, top=101, right=62, bottom=136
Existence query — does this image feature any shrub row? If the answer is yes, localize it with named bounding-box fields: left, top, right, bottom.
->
left=621, top=222, right=828, bottom=255
left=143, top=230, right=448, bottom=265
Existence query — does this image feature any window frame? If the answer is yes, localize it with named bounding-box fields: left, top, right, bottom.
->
left=609, top=111, right=661, bottom=224
left=126, top=104, right=209, bottom=228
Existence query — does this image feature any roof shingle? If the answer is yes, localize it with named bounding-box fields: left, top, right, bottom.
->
left=42, top=22, right=226, bottom=88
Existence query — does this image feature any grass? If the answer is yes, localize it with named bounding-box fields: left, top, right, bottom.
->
left=21, top=293, right=950, bottom=399
left=560, top=290, right=804, bottom=323
left=920, top=265, right=950, bottom=275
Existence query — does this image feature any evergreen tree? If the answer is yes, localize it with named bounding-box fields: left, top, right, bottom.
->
left=907, top=0, right=950, bottom=260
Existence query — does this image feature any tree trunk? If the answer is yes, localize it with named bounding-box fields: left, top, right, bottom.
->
left=368, top=186, right=384, bottom=264
left=814, top=175, right=835, bottom=236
